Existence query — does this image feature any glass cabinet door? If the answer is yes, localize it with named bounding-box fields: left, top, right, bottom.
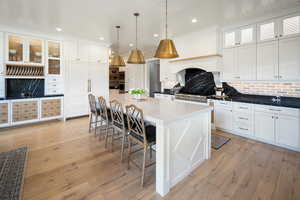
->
left=8, top=35, right=24, bottom=62
left=47, top=41, right=61, bottom=75
left=29, top=39, right=43, bottom=64
left=48, top=41, right=60, bottom=58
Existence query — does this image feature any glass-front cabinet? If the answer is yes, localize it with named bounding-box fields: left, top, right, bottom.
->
left=6, top=34, right=44, bottom=65
left=47, top=41, right=61, bottom=76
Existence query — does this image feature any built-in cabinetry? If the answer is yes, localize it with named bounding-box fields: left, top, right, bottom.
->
left=0, top=32, right=4, bottom=98
left=6, top=33, right=44, bottom=66
left=222, top=12, right=300, bottom=81
left=154, top=93, right=175, bottom=101
left=0, top=96, right=63, bottom=127
left=214, top=100, right=300, bottom=151
left=64, top=40, right=109, bottom=118
left=0, top=101, right=9, bottom=127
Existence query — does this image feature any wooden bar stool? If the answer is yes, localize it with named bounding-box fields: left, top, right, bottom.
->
left=125, top=104, right=156, bottom=187
left=97, top=96, right=113, bottom=140
left=88, top=94, right=103, bottom=136
left=108, top=100, right=128, bottom=161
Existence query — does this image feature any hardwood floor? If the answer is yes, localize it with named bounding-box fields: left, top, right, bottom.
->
left=0, top=117, right=299, bottom=200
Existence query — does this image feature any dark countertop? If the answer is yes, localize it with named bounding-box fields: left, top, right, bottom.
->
left=153, top=92, right=174, bottom=95
left=0, top=94, right=64, bottom=101
left=209, top=94, right=300, bottom=109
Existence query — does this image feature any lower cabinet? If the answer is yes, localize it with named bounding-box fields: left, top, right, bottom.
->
left=214, top=100, right=300, bottom=151
left=12, top=99, right=39, bottom=124
left=0, top=97, right=64, bottom=127
left=0, top=101, right=9, bottom=127
left=41, top=97, right=63, bottom=120
left=214, top=106, right=233, bottom=131
left=254, top=112, right=276, bottom=143
left=276, top=115, right=300, bottom=148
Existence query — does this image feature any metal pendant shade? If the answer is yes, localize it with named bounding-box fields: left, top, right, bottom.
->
left=127, top=13, right=145, bottom=64
left=154, top=0, right=179, bottom=59
left=110, top=26, right=126, bottom=67
left=154, top=39, right=178, bottom=58
left=111, top=55, right=126, bottom=66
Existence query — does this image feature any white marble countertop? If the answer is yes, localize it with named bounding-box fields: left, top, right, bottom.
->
left=109, top=93, right=212, bottom=124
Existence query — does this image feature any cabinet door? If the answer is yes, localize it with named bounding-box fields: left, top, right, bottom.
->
left=223, top=30, right=238, bottom=48
left=276, top=115, right=300, bottom=148
left=240, top=25, right=256, bottom=45
left=0, top=101, right=10, bottom=127
left=222, top=47, right=238, bottom=80
left=254, top=112, right=275, bottom=143
left=65, top=61, right=89, bottom=118
left=7, top=34, right=25, bottom=63
left=257, top=20, right=278, bottom=42
left=257, top=41, right=278, bottom=80
left=41, top=98, right=63, bottom=119
left=237, top=44, right=257, bottom=80
left=0, top=76, right=4, bottom=98
left=89, top=62, right=109, bottom=99
left=89, top=44, right=108, bottom=63
left=215, top=106, right=233, bottom=130
left=279, top=14, right=300, bottom=39
left=77, top=41, right=89, bottom=62
left=278, top=36, right=300, bottom=80
left=28, top=38, right=44, bottom=65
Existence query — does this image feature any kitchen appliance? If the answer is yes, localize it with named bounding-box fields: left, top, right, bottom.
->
left=148, top=60, right=161, bottom=97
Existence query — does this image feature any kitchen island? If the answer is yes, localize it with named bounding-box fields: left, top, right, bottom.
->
left=109, top=93, right=212, bottom=196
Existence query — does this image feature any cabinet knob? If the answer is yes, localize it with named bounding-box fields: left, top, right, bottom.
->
left=279, top=34, right=282, bottom=37
left=275, top=35, right=278, bottom=38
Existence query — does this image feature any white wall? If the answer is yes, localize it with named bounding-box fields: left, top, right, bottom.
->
left=160, top=26, right=221, bottom=90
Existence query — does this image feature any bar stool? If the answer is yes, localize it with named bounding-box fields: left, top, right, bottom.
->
left=88, top=94, right=102, bottom=136
left=126, top=104, right=156, bottom=187
left=108, top=100, right=128, bottom=161
left=97, top=96, right=113, bottom=140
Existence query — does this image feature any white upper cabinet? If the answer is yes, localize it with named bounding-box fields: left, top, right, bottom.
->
left=222, top=47, right=238, bottom=80
left=237, top=44, right=257, bottom=80
left=257, top=41, right=278, bottom=80
left=89, top=45, right=108, bottom=63
left=279, top=14, right=300, bottom=39
left=46, top=40, right=62, bottom=76
left=223, top=30, right=238, bottom=48
left=240, top=25, right=256, bottom=45
left=257, top=20, right=278, bottom=42
left=278, top=36, right=300, bottom=80
left=6, top=34, right=44, bottom=65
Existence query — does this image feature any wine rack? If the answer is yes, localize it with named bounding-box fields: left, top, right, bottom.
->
left=6, top=65, right=44, bottom=77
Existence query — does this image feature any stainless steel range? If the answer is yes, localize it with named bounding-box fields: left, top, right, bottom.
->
left=175, top=93, right=208, bottom=104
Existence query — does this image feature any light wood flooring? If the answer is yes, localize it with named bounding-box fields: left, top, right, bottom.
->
left=0, top=117, right=300, bottom=200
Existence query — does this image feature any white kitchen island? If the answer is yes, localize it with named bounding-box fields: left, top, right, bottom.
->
left=109, top=93, right=212, bottom=197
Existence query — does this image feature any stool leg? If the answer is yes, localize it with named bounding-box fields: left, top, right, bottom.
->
left=141, top=146, right=147, bottom=187
left=120, top=130, right=126, bottom=162
left=94, top=115, right=98, bottom=136
left=105, top=125, right=109, bottom=148
left=111, top=128, right=115, bottom=152
left=127, top=137, right=132, bottom=170
left=89, top=113, right=92, bottom=133
left=150, top=145, right=153, bottom=160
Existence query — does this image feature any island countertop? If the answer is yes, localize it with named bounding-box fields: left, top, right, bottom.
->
left=109, top=93, right=212, bottom=124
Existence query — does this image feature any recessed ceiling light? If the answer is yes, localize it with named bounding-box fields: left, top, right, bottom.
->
left=153, top=33, right=159, bottom=37
left=129, top=43, right=134, bottom=47
left=56, top=27, right=62, bottom=32
left=99, top=37, right=104, bottom=41
left=191, top=18, right=198, bottom=23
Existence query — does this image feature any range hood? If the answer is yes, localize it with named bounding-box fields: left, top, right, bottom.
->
left=168, top=54, right=222, bottom=73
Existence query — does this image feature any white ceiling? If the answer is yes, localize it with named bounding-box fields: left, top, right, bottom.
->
left=0, top=0, right=299, bottom=55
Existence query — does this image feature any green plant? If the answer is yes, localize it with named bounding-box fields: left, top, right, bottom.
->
left=130, top=89, right=146, bottom=95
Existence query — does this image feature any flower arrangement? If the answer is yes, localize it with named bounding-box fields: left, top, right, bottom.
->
left=129, top=88, right=147, bottom=100
left=129, top=88, right=146, bottom=95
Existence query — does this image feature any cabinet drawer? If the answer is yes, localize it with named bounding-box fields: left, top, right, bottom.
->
left=47, top=88, right=63, bottom=95
left=233, top=103, right=253, bottom=113
left=255, top=104, right=299, bottom=117
left=215, top=100, right=232, bottom=108
left=47, top=76, right=62, bottom=83
left=47, top=82, right=63, bottom=88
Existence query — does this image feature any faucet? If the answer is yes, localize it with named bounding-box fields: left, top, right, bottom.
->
left=272, top=96, right=281, bottom=103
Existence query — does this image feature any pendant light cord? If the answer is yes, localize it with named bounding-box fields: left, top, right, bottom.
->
left=136, top=15, right=138, bottom=50
left=117, top=27, right=119, bottom=54
left=165, top=0, right=168, bottom=39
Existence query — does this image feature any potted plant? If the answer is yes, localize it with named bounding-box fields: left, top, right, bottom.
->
left=129, top=88, right=146, bottom=100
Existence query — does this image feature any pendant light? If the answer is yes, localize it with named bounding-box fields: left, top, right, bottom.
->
left=110, top=26, right=126, bottom=67
left=127, top=13, right=145, bottom=64
left=154, top=0, right=179, bottom=58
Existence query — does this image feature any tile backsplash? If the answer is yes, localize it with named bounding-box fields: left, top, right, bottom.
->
left=228, top=82, right=300, bottom=97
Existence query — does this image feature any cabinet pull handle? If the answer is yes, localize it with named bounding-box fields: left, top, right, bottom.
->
left=269, top=109, right=281, bottom=112
left=239, top=107, right=248, bottom=109
left=238, top=117, right=248, bottom=120
left=239, top=127, right=248, bottom=131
